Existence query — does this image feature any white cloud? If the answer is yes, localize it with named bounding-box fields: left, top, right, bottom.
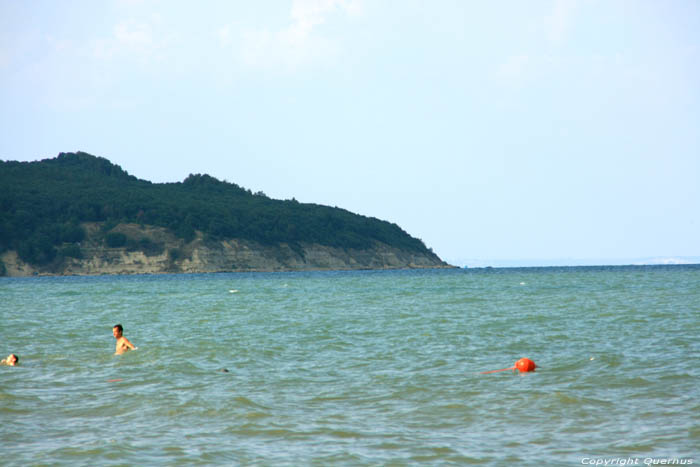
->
left=92, top=17, right=166, bottom=64
left=114, top=19, right=154, bottom=48
left=288, top=0, right=361, bottom=37
left=545, top=0, right=578, bottom=43
left=233, top=0, right=362, bottom=70
left=495, top=1, right=582, bottom=82
left=218, top=25, right=233, bottom=46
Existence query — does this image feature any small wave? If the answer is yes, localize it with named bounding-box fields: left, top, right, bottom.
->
left=244, top=411, right=271, bottom=420
left=232, top=396, right=271, bottom=410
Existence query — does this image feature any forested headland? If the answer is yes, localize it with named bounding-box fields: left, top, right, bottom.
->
left=0, top=152, right=448, bottom=275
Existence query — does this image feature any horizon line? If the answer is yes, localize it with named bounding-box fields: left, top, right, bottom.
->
left=447, top=256, right=700, bottom=269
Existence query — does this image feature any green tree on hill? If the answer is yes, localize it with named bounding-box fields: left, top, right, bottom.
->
left=0, top=152, right=438, bottom=267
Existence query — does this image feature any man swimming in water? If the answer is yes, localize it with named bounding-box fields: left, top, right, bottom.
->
left=113, top=324, right=137, bottom=355
left=1, top=354, right=18, bottom=366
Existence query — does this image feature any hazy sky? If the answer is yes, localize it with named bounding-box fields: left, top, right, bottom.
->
left=2, top=0, right=699, bottom=266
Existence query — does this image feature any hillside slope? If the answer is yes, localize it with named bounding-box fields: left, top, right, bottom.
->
left=0, top=152, right=451, bottom=276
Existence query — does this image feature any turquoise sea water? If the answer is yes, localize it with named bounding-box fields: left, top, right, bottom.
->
left=1, top=266, right=698, bottom=466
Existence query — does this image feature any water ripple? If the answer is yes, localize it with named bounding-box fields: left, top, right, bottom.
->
left=1, top=266, right=699, bottom=465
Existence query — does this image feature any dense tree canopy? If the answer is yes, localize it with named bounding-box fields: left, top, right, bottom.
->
left=0, top=152, right=433, bottom=266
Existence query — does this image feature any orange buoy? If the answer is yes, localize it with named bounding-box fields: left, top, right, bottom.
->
left=514, top=358, right=536, bottom=372
left=480, top=358, right=537, bottom=374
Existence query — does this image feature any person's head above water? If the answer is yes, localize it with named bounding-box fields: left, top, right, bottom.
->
left=113, top=324, right=123, bottom=337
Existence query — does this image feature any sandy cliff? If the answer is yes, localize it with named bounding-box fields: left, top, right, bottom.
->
left=1, top=223, right=452, bottom=277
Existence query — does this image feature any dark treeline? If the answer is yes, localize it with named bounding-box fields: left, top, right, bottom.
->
left=0, top=152, right=433, bottom=267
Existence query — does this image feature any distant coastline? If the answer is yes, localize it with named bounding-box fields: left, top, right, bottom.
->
left=0, top=152, right=452, bottom=277
left=451, top=257, right=700, bottom=269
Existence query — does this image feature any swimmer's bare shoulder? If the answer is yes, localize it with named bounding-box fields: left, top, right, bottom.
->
left=115, top=336, right=137, bottom=355
left=1, top=354, right=18, bottom=366
left=112, top=324, right=137, bottom=355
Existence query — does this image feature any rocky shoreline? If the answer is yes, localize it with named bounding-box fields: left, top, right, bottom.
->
left=1, top=223, right=453, bottom=277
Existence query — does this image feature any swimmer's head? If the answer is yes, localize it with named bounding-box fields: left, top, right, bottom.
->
left=6, top=354, right=18, bottom=365
left=113, top=324, right=123, bottom=337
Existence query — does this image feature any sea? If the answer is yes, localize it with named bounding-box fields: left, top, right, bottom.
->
left=1, top=266, right=698, bottom=466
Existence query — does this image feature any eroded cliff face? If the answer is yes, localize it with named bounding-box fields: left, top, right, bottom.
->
left=1, top=223, right=451, bottom=277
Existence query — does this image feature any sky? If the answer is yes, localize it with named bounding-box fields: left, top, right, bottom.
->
left=1, top=0, right=699, bottom=267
